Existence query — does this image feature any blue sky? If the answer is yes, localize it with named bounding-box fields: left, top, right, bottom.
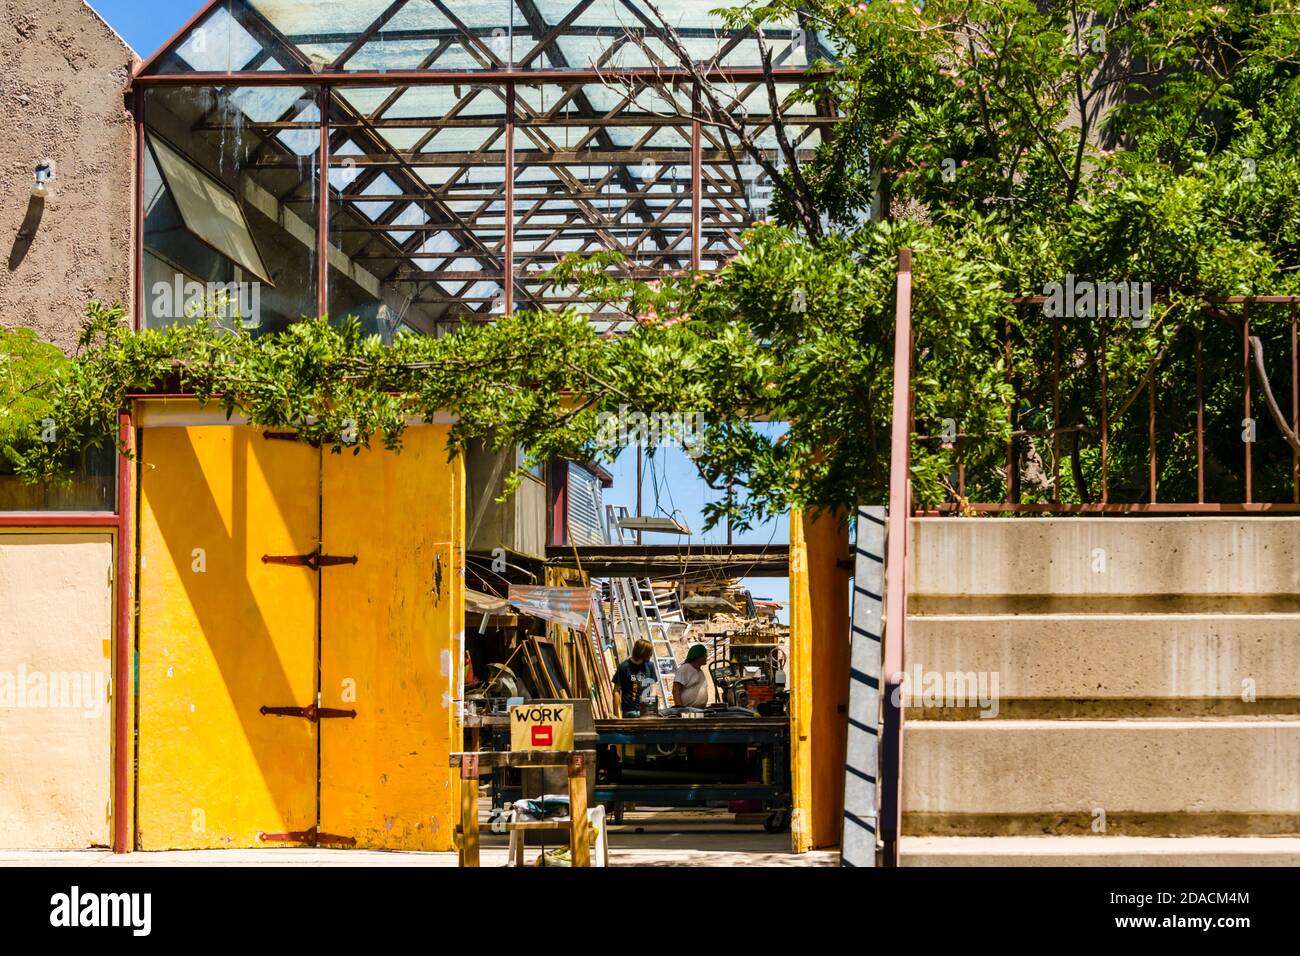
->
left=604, top=432, right=791, bottom=622
left=89, top=0, right=793, bottom=621
left=88, top=0, right=196, bottom=56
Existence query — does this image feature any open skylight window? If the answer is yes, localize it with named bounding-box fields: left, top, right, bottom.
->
left=146, top=133, right=273, bottom=286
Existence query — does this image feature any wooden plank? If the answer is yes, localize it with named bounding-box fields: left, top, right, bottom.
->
left=450, top=750, right=598, bottom=769
left=458, top=755, right=480, bottom=868
left=568, top=753, right=591, bottom=868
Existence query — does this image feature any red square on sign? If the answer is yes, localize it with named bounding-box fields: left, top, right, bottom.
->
left=532, top=725, right=553, bottom=747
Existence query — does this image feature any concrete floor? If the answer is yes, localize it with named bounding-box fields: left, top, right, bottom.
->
left=0, top=809, right=839, bottom=868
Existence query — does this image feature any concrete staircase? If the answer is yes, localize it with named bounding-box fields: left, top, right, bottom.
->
left=898, top=517, right=1300, bottom=866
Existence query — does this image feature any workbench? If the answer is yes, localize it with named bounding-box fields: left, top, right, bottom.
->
left=593, top=716, right=792, bottom=831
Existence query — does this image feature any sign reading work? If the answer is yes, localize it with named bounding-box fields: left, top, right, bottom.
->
left=510, top=703, right=574, bottom=752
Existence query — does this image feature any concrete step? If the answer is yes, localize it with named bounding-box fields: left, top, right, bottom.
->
left=901, top=835, right=1300, bottom=866
left=909, top=517, right=1300, bottom=609
left=906, top=613, right=1300, bottom=704
left=904, top=719, right=1300, bottom=835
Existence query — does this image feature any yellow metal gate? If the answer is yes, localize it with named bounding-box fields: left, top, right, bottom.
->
left=137, top=415, right=462, bottom=851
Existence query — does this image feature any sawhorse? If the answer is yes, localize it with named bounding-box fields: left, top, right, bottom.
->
left=451, top=750, right=597, bottom=867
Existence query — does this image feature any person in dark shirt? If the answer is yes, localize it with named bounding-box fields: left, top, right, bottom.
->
left=614, top=639, right=657, bottom=718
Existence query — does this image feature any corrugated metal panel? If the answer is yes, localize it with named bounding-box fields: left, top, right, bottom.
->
left=567, top=462, right=605, bottom=545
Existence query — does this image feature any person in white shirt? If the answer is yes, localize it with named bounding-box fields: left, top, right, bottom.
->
left=673, top=644, right=710, bottom=708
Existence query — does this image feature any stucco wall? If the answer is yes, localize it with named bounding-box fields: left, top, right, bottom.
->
left=0, top=531, right=114, bottom=849
left=0, top=0, right=134, bottom=352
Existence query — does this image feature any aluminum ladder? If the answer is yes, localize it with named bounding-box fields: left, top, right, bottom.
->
left=604, top=505, right=684, bottom=704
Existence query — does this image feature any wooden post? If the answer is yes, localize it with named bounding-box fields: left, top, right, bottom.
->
left=459, top=753, right=480, bottom=868
left=568, top=752, right=591, bottom=867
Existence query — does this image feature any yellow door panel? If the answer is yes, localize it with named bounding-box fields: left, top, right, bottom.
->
left=138, top=427, right=320, bottom=849
left=319, top=427, right=464, bottom=850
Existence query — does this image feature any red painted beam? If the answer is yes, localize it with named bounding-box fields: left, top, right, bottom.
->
left=114, top=409, right=135, bottom=853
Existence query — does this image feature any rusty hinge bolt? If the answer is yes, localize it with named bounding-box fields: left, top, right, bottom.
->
left=259, top=704, right=358, bottom=722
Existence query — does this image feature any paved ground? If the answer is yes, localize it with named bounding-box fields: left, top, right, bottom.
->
left=0, top=810, right=839, bottom=868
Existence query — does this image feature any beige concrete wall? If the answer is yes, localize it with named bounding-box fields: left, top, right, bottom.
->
left=903, top=836, right=1300, bottom=867
left=0, top=531, right=114, bottom=849
left=905, top=720, right=1300, bottom=818
left=0, top=0, right=135, bottom=352
left=909, top=613, right=1300, bottom=700
left=910, top=517, right=1300, bottom=603
left=902, top=516, right=1300, bottom=854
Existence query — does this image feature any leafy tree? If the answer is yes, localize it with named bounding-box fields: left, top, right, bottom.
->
left=5, top=0, right=1300, bottom=531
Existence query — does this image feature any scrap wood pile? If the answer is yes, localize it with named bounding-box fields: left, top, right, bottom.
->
left=476, top=576, right=785, bottom=720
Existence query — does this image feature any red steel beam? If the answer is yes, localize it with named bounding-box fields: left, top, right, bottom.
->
left=114, top=408, right=135, bottom=853
left=317, top=85, right=331, bottom=320
left=691, top=84, right=702, bottom=272
left=134, top=89, right=145, bottom=331
left=0, top=514, right=118, bottom=527
left=504, top=84, right=515, bottom=317
left=132, top=67, right=820, bottom=87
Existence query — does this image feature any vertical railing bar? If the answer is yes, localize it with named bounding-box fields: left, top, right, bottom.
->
left=1244, top=302, right=1253, bottom=505
left=1005, top=313, right=1014, bottom=504
left=1053, top=309, right=1061, bottom=504
left=1292, top=302, right=1298, bottom=503
left=1196, top=327, right=1206, bottom=504
left=1100, top=317, right=1109, bottom=505
left=1148, top=377, right=1157, bottom=503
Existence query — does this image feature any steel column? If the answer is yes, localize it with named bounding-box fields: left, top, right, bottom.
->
left=317, top=84, right=331, bottom=320
left=113, top=407, right=135, bottom=853
left=504, top=83, right=516, bottom=317
left=691, top=84, right=702, bottom=272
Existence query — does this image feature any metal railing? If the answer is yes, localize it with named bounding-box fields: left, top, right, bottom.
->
left=918, top=293, right=1300, bottom=514
left=873, top=250, right=1300, bottom=865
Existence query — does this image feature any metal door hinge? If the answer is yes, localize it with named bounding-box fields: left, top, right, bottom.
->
left=262, top=546, right=358, bottom=571
left=258, top=827, right=356, bottom=847
left=259, top=704, right=358, bottom=722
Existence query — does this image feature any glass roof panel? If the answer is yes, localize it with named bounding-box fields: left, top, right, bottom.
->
left=386, top=203, right=431, bottom=244
left=380, top=128, right=435, bottom=151
left=249, top=0, right=400, bottom=38
left=139, top=3, right=826, bottom=333
left=276, top=100, right=322, bottom=155
left=175, top=5, right=262, bottom=72
left=346, top=40, right=442, bottom=72
left=230, top=85, right=309, bottom=123
left=329, top=139, right=364, bottom=191
left=143, top=1, right=813, bottom=76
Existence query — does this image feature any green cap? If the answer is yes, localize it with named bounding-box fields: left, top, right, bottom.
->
left=686, top=644, right=708, bottom=662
